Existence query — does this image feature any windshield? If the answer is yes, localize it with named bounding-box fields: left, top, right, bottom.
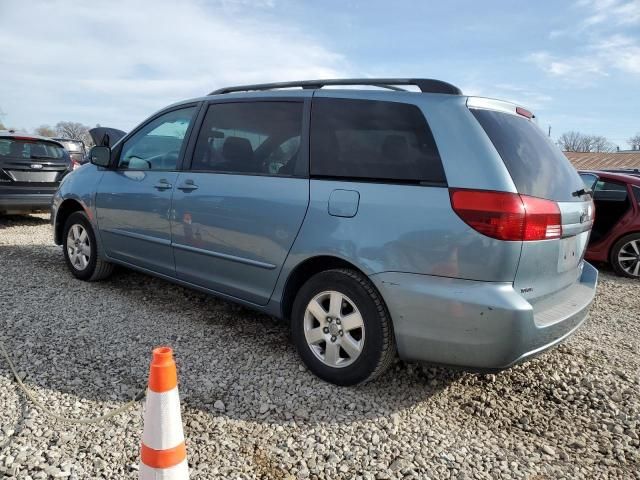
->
left=0, top=138, right=67, bottom=160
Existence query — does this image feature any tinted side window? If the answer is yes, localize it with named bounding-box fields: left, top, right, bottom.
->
left=310, top=98, right=446, bottom=184
left=633, top=185, right=640, bottom=204
left=471, top=109, right=585, bottom=202
left=119, top=107, right=196, bottom=170
left=191, top=102, right=304, bottom=176
left=593, top=179, right=628, bottom=202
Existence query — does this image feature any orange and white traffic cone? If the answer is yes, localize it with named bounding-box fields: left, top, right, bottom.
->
left=139, top=347, right=189, bottom=479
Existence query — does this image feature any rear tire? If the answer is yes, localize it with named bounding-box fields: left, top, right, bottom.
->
left=62, top=211, right=114, bottom=281
left=610, top=233, right=640, bottom=279
left=291, top=268, right=396, bottom=386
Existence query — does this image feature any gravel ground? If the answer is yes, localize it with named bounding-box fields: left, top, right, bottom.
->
left=0, top=213, right=638, bottom=479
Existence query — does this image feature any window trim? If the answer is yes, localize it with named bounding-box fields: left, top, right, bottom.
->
left=111, top=102, right=203, bottom=172
left=182, top=98, right=310, bottom=178
left=632, top=184, right=640, bottom=202
left=309, top=174, right=448, bottom=187
left=309, top=97, right=447, bottom=186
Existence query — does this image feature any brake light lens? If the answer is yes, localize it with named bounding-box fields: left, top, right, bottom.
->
left=520, top=195, right=562, bottom=239
left=516, top=106, right=533, bottom=119
left=450, top=189, right=562, bottom=241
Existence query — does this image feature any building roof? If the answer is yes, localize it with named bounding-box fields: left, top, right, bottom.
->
left=564, top=151, right=640, bottom=170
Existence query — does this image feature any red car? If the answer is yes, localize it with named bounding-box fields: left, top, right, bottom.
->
left=580, top=170, right=640, bottom=278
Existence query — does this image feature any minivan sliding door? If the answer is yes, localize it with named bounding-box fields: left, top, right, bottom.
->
left=170, top=99, right=310, bottom=305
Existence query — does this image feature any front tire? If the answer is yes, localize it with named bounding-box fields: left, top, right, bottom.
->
left=291, top=269, right=396, bottom=386
left=610, top=233, right=640, bottom=278
left=62, top=211, right=114, bottom=281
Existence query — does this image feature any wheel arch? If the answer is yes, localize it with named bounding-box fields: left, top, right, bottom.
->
left=280, top=255, right=384, bottom=322
left=54, top=199, right=85, bottom=245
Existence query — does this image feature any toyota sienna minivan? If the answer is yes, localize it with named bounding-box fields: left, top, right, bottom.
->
left=52, top=78, right=597, bottom=385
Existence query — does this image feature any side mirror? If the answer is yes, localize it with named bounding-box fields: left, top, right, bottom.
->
left=89, top=146, right=111, bottom=167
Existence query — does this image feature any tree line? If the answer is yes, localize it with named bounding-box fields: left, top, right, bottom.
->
left=33, top=122, right=95, bottom=148
left=0, top=116, right=95, bottom=148
left=557, top=131, right=640, bottom=153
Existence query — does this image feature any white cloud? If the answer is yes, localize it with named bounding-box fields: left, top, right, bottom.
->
left=536, top=33, right=640, bottom=79
left=527, top=51, right=609, bottom=84
left=547, top=0, right=640, bottom=38
left=578, top=0, right=640, bottom=26
left=0, top=0, right=349, bottom=130
left=530, top=11, right=640, bottom=83
left=593, top=34, right=640, bottom=73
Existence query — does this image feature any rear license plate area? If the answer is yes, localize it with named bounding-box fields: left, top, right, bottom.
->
left=8, top=171, right=59, bottom=182
left=557, top=233, right=588, bottom=273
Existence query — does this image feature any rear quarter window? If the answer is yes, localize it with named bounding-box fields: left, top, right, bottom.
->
left=310, top=98, right=446, bottom=184
left=471, top=109, right=585, bottom=202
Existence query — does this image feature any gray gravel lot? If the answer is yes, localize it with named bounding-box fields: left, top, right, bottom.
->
left=0, top=214, right=638, bottom=479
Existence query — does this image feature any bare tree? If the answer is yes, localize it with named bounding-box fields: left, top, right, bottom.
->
left=628, top=133, right=640, bottom=150
left=557, top=131, right=585, bottom=152
left=55, top=121, right=93, bottom=147
left=34, top=125, right=56, bottom=137
left=557, top=131, right=614, bottom=152
left=585, top=135, right=615, bottom=153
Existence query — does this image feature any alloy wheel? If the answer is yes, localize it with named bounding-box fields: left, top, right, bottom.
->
left=66, top=224, right=91, bottom=271
left=303, top=290, right=365, bottom=368
left=617, top=239, right=640, bottom=277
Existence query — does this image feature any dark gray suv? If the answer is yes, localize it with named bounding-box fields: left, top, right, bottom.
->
left=0, top=131, right=70, bottom=214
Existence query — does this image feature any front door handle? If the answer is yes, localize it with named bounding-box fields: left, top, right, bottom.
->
left=177, top=179, right=199, bottom=192
left=154, top=179, right=173, bottom=191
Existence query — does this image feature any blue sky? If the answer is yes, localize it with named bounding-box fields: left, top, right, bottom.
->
left=0, top=0, right=638, bottom=147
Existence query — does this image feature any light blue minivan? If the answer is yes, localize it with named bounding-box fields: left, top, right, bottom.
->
left=52, top=79, right=597, bottom=385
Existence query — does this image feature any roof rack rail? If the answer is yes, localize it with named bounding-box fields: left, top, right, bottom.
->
left=209, top=78, right=462, bottom=96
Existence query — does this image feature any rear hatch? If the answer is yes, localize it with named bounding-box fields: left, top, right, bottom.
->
left=0, top=136, right=70, bottom=189
left=468, top=99, right=594, bottom=305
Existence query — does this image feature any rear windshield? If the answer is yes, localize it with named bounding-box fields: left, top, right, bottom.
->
left=0, top=138, right=67, bottom=160
left=310, top=98, right=446, bottom=184
left=471, top=109, right=585, bottom=202
left=55, top=139, right=84, bottom=153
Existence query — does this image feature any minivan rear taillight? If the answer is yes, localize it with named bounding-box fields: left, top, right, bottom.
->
left=450, top=189, right=562, bottom=241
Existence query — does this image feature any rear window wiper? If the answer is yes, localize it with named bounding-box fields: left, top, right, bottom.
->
left=572, top=188, right=592, bottom=197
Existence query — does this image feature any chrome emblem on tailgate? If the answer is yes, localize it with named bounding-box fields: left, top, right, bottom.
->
left=579, top=212, right=587, bottom=224
left=30, top=164, right=43, bottom=169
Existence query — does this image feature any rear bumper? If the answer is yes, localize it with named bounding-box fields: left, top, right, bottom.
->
left=0, top=193, right=54, bottom=212
left=371, top=261, right=598, bottom=369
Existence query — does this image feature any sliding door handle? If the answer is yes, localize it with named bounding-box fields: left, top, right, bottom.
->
left=177, top=179, right=199, bottom=192
left=153, top=179, right=172, bottom=191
